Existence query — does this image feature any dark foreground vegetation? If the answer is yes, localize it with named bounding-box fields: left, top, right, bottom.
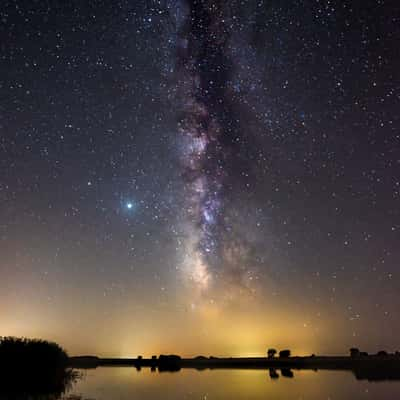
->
left=0, top=337, right=76, bottom=398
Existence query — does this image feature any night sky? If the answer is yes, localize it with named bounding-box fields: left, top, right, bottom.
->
left=1, top=0, right=400, bottom=357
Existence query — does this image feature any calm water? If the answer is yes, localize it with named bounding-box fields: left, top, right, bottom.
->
left=61, top=367, right=400, bottom=400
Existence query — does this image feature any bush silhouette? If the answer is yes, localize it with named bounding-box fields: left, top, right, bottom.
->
left=0, top=336, right=68, bottom=370
left=0, top=337, right=74, bottom=398
left=158, top=355, right=182, bottom=372
left=279, top=350, right=291, bottom=358
left=377, top=350, right=388, bottom=357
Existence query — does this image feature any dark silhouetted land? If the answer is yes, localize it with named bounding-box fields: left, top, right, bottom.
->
left=3, top=336, right=400, bottom=389
left=69, top=350, right=400, bottom=381
left=0, top=337, right=76, bottom=398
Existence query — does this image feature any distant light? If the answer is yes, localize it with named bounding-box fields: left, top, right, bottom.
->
left=126, top=202, right=133, bottom=210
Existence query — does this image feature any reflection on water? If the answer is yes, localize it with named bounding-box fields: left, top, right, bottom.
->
left=0, top=369, right=79, bottom=400
left=3, top=367, right=400, bottom=400
left=57, top=367, right=400, bottom=400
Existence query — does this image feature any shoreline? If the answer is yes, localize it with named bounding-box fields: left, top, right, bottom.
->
left=69, top=354, right=400, bottom=370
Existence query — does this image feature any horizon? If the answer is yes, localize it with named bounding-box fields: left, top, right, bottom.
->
left=67, top=348, right=399, bottom=359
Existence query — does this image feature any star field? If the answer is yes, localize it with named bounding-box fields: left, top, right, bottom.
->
left=1, top=0, right=400, bottom=356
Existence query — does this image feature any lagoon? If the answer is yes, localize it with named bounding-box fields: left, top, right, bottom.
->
left=62, top=367, right=400, bottom=400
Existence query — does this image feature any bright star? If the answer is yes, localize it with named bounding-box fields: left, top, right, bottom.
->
left=126, top=202, right=133, bottom=210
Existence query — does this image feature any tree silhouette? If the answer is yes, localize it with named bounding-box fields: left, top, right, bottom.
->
left=279, top=350, right=291, bottom=358
left=350, top=348, right=360, bottom=357
left=267, top=348, right=277, bottom=358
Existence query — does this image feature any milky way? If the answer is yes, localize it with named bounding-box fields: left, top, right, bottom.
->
left=174, top=0, right=235, bottom=291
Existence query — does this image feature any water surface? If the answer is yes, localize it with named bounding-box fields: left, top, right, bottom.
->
left=64, top=367, right=400, bottom=399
